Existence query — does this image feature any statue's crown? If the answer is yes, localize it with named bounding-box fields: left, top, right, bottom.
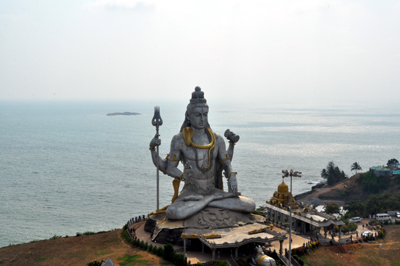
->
left=190, top=86, right=207, bottom=104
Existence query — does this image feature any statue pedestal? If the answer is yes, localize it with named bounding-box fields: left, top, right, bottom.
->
left=145, top=207, right=268, bottom=245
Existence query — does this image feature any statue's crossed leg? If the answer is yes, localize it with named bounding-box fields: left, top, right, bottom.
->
left=166, top=189, right=255, bottom=220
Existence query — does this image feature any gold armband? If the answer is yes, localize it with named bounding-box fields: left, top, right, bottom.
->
left=227, top=172, right=237, bottom=179
left=149, top=146, right=156, bottom=151
left=166, top=153, right=180, bottom=162
left=219, top=154, right=230, bottom=162
left=180, top=172, right=186, bottom=181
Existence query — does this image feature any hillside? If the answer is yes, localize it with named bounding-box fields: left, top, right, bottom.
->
left=298, top=172, right=400, bottom=205
left=303, top=224, right=400, bottom=265
left=0, top=229, right=169, bottom=266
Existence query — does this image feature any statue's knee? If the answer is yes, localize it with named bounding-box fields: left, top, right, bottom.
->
left=166, top=206, right=185, bottom=220
left=241, top=197, right=256, bottom=212
left=248, top=200, right=256, bottom=212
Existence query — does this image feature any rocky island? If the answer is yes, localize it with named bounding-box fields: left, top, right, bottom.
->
left=106, top=112, right=141, bottom=116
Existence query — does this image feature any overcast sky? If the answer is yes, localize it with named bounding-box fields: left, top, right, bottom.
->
left=1, top=0, right=400, bottom=105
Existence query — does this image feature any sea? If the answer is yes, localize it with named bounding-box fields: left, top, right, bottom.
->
left=1, top=99, right=399, bottom=248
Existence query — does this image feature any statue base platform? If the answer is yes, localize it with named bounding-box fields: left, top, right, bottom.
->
left=144, top=207, right=286, bottom=248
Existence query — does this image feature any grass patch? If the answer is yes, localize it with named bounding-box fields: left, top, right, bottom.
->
left=34, top=256, right=48, bottom=262
left=83, top=231, right=95, bottom=235
left=160, top=262, right=172, bottom=265
left=10, top=259, right=17, bottom=263
left=50, top=235, right=62, bottom=239
left=95, top=250, right=111, bottom=256
left=117, top=255, right=151, bottom=266
left=391, top=261, right=400, bottom=266
left=0, top=260, right=4, bottom=264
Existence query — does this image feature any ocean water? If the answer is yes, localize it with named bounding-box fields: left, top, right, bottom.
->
left=1, top=100, right=399, bottom=247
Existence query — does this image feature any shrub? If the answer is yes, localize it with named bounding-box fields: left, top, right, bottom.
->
left=50, top=235, right=62, bottom=239
left=378, top=229, right=387, bottom=238
left=151, top=245, right=157, bottom=254
left=369, top=219, right=378, bottom=225
left=156, top=247, right=164, bottom=257
left=292, top=254, right=304, bottom=266
left=173, top=253, right=186, bottom=266
left=215, top=261, right=230, bottom=266
left=294, top=247, right=307, bottom=256
left=163, top=243, right=175, bottom=261
left=87, top=259, right=104, bottom=266
left=83, top=231, right=95, bottom=235
left=347, top=221, right=358, bottom=232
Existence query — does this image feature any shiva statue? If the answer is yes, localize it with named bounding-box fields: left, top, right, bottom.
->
left=149, top=87, right=255, bottom=220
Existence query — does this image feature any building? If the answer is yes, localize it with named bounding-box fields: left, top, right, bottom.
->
left=370, top=166, right=394, bottom=177
left=264, top=180, right=345, bottom=240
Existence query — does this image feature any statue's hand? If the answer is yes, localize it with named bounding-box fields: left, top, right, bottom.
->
left=149, top=135, right=161, bottom=149
left=224, top=129, right=240, bottom=143
left=228, top=173, right=238, bottom=195
left=181, top=162, right=194, bottom=181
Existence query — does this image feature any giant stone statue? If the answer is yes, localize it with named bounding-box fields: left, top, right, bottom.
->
left=149, top=87, right=255, bottom=220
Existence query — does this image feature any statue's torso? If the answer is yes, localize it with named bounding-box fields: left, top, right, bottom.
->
left=177, top=130, right=220, bottom=194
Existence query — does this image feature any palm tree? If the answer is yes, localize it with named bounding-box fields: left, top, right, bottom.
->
left=351, top=162, right=362, bottom=174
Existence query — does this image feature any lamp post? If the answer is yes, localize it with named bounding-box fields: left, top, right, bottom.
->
left=282, top=169, right=302, bottom=266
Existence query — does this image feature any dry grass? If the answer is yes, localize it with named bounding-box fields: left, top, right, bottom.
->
left=303, top=225, right=400, bottom=266
left=0, top=229, right=170, bottom=266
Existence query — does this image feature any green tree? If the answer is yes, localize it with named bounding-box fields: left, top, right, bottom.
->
left=347, top=221, right=358, bottom=232
left=344, top=200, right=366, bottom=217
left=324, top=203, right=340, bottom=215
left=351, top=162, right=362, bottom=174
left=321, top=161, right=347, bottom=186
left=357, top=172, right=386, bottom=194
left=387, top=158, right=399, bottom=166
left=163, top=244, right=175, bottom=261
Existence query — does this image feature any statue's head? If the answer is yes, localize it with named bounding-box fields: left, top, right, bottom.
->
left=180, top=86, right=210, bottom=131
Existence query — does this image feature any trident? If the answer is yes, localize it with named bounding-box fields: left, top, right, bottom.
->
left=152, top=106, right=163, bottom=211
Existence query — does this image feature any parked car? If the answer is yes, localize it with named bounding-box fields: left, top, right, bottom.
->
left=397, top=213, right=400, bottom=218
left=349, top=217, right=362, bottom=223
left=376, top=213, right=391, bottom=221
left=362, top=231, right=372, bottom=237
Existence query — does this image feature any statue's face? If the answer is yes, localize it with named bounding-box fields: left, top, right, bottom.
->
left=189, top=106, right=208, bottom=130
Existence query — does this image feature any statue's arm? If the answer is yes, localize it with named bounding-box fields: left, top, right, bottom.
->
left=224, top=129, right=240, bottom=161
left=217, top=134, right=233, bottom=172
left=149, top=136, right=167, bottom=174
left=216, top=134, right=238, bottom=193
left=165, top=134, right=183, bottom=179
left=227, top=142, right=235, bottom=162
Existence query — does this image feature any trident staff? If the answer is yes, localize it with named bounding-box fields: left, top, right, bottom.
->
left=152, top=106, right=163, bottom=211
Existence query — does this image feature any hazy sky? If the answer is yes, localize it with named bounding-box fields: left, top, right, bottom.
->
left=1, top=0, right=400, bottom=105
